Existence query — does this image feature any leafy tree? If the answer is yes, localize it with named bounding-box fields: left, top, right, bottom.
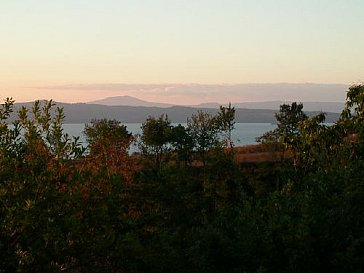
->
left=0, top=100, right=87, bottom=272
left=339, top=84, right=364, bottom=145
left=16, top=100, right=84, bottom=160
left=141, top=114, right=172, bottom=168
left=257, top=102, right=308, bottom=160
left=84, top=118, right=132, bottom=158
left=187, top=110, right=220, bottom=166
left=294, top=112, right=328, bottom=171
left=0, top=97, right=14, bottom=123
left=170, top=124, right=194, bottom=165
left=275, top=102, right=308, bottom=144
left=216, top=102, right=236, bottom=148
left=0, top=98, right=22, bottom=161
left=340, top=84, right=364, bottom=125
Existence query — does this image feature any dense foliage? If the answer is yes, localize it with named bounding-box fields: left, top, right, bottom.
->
left=1, top=86, right=364, bottom=272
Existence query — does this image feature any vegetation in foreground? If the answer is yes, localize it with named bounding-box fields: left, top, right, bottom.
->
left=1, top=86, right=364, bottom=272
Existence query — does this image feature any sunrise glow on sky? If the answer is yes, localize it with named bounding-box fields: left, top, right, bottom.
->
left=1, top=0, right=364, bottom=103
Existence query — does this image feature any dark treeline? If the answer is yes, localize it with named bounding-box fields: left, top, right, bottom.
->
left=1, top=85, right=364, bottom=272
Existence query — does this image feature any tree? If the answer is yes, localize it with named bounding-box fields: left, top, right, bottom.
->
left=216, top=103, right=236, bottom=148
left=141, top=114, right=172, bottom=168
left=84, top=118, right=132, bottom=158
left=275, top=102, right=308, bottom=144
left=187, top=110, right=220, bottom=166
left=340, top=84, right=364, bottom=135
left=294, top=112, right=328, bottom=171
left=0, top=100, right=88, bottom=272
left=170, top=124, right=194, bottom=165
left=0, top=98, right=21, bottom=161
left=341, top=84, right=364, bottom=120
left=336, top=84, right=364, bottom=160
left=257, top=102, right=308, bottom=161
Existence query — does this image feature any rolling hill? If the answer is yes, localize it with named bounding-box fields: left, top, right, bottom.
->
left=8, top=102, right=340, bottom=124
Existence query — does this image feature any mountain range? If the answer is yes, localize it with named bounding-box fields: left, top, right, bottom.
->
left=89, top=95, right=345, bottom=113
left=9, top=98, right=341, bottom=124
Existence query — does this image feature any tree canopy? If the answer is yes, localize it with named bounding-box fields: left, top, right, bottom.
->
left=1, top=85, right=364, bottom=272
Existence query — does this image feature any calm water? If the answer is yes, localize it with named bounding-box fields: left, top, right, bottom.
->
left=63, top=123, right=276, bottom=147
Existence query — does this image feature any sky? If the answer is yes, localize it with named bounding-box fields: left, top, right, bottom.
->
left=1, top=0, right=364, bottom=103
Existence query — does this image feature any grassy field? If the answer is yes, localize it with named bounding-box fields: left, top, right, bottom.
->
left=233, top=144, right=292, bottom=163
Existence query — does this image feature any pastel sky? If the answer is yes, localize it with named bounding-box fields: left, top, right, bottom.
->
left=1, top=0, right=364, bottom=103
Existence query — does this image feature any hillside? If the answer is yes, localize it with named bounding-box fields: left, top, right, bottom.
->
left=9, top=102, right=340, bottom=124
left=87, top=94, right=345, bottom=113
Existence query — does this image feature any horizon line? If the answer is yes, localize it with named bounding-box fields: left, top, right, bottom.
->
left=31, top=82, right=353, bottom=90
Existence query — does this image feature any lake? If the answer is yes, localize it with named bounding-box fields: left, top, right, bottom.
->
left=63, top=123, right=276, bottom=148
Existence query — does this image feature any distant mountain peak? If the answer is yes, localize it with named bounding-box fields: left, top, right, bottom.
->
left=88, top=96, right=172, bottom=108
left=194, top=102, right=221, bottom=108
